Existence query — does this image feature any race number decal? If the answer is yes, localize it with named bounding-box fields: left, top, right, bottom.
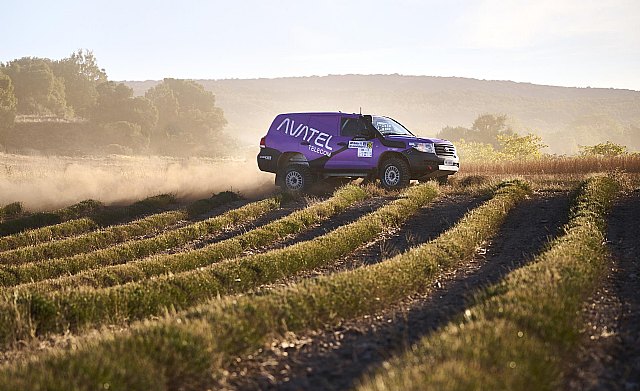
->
left=357, top=147, right=372, bottom=158
left=349, top=141, right=373, bottom=158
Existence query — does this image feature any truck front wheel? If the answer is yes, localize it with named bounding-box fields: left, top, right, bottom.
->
left=379, top=158, right=410, bottom=190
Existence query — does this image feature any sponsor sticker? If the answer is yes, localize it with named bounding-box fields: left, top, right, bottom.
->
left=348, top=140, right=372, bottom=149
left=349, top=141, right=373, bottom=158
left=357, top=148, right=372, bottom=158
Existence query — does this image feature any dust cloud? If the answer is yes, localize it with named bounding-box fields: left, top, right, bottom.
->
left=0, top=154, right=275, bottom=212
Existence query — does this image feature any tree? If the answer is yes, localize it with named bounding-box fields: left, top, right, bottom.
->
left=92, top=81, right=157, bottom=136
left=436, top=126, right=470, bottom=142
left=67, top=49, right=107, bottom=83
left=470, top=114, right=514, bottom=149
left=454, top=139, right=499, bottom=162
left=145, top=78, right=226, bottom=155
left=51, top=49, right=107, bottom=118
left=579, top=141, right=627, bottom=157
left=0, top=70, right=17, bottom=130
left=100, top=121, right=147, bottom=153
left=453, top=133, right=547, bottom=162
left=497, top=133, right=547, bottom=160
left=437, top=114, right=514, bottom=150
left=0, top=57, right=71, bottom=117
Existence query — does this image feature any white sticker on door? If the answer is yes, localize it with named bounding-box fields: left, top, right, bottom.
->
left=348, top=140, right=368, bottom=149
left=357, top=147, right=372, bottom=158
left=349, top=141, right=373, bottom=157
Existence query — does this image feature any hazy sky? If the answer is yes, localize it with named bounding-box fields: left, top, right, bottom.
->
left=1, top=0, right=639, bottom=90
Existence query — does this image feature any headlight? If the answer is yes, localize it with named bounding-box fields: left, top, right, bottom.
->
left=413, top=142, right=435, bottom=154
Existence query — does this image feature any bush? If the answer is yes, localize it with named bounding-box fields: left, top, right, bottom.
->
left=0, top=202, right=22, bottom=221
left=579, top=141, right=627, bottom=157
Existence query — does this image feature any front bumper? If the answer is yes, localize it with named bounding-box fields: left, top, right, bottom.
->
left=402, top=149, right=459, bottom=179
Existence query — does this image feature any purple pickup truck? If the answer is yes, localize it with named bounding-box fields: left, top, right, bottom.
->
left=258, top=112, right=459, bottom=192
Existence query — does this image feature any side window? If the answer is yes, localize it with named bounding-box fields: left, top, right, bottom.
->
left=341, top=118, right=367, bottom=137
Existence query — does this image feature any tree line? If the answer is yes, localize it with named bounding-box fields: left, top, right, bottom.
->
left=0, top=50, right=227, bottom=156
left=437, top=113, right=632, bottom=161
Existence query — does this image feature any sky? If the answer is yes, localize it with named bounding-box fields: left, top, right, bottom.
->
left=1, top=0, right=639, bottom=90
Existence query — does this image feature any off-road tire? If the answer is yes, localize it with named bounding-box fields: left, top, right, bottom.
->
left=379, top=157, right=410, bottom=190
left=280, top=164, right=313, bottom=194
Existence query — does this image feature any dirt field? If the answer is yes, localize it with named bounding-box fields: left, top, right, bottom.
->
left=0, top=165, right=637, bottom=390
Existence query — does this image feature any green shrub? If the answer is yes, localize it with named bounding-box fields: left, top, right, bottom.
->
left=0, top=199, right=103, bottom=236
left=0, top=202, right=23, bottom=221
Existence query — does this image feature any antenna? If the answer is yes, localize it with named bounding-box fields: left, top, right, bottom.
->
left=359, top=107, right=362, bottom=115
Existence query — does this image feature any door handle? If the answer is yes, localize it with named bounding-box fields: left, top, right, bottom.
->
left=300, top=141, right=310, bottom=146
left=337, top=142, right=347, bottom=146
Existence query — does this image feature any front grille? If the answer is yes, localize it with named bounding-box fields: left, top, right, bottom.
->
left=435, top=143, right=456, bottom=157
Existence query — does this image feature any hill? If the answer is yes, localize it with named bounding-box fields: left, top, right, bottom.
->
left=124, top=75, right=640, bottom=154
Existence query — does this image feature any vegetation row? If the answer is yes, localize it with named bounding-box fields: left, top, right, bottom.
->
left=0, top=185, right=371, bottom=345
left=0, top=195, right=281, bottom=288
left=3, top=185, right=370, bottom=293
left=0, top=199, right=103, bottom=237
left=0, top=191, right=239, bottom=264
left=0, top=218, right=100, bottom=253
left=357, top=175, right=620, bottom=391
left=0, top=202, right=23, bottom=223
left=0, top=180, right=529, bottom=389
left=0, top=194, right=176, bottom=241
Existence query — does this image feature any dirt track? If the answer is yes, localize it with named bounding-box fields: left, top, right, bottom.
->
left=216, top=190, right=571, bottom=390
left=566, top=190, right=640, bottom=391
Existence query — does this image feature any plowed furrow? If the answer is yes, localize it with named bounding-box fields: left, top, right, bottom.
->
left=251, top=193, right=487, bottom=293
left=159, top=201, right=305, bottom=255
left=222, top=190, right=570, bottom=391
left=251, top=196, right=394, bottom=255
left=564, top=191, right=640, bottom=390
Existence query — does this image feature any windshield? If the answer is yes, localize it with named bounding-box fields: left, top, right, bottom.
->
left=371, top=116, right=414, bottom=136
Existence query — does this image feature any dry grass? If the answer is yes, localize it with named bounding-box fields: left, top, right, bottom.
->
left=462, top=155, right=640, bottom=175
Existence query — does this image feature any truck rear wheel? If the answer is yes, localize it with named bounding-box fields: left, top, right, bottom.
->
left=280, top=164, right=313, bottom=193
left=379, top=157, right=410, bottom=190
